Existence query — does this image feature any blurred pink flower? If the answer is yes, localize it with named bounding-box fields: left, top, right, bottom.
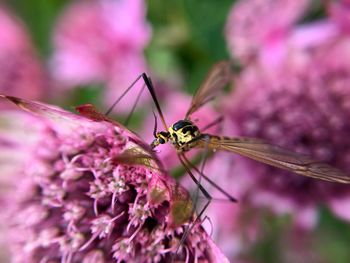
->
left=0, top=110, right=48, bottom=262
left=222, top=6, right=350, bottom=227
left=0, top=96, right=229, bottom=262
left=200, top=152, right=256, bottom=261
left=329, top=0, right=350, bottom=33
left=225, top=0, right=310, bottom=65
left=51, top=0, right=151, bottom=111
left=0, top=7, right=45, bottom=105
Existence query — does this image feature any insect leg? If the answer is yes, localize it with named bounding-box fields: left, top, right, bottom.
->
left=124, top=84, right=146, bottom=126
left=105, top=74, right=144, bottom=116
left=201, top=115, right=224, bottom=132
left=178, top=153, right=212, bottom=202
left=182, top=154, right=237, bottom=202
left=172, top=153, right=213, bottom=261
left=152, top=109, right=158, bottom=138
left=202, top=215, right=214, bottom=237
left=140, top=73, right=168, bottom=130
left=104, top=72, right=168, bottom=130
left=192, top=134, right=212, bottom=212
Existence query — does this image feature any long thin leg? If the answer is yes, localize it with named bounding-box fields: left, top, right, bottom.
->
left=172, top=153, right=213, bottom=261
left=192, top=136, right=210, bottom=216
left=105, top=74, right=144, bottom=116
left=152, top=109, right=158, bottom=138
left=182, top=154, right=237, bottom=202
left=202, top=215, right=214, bottom=237
left=140, top=74, right=168, bottom=130
left=104, top=73, right=168, bottom=130
left=201, top=115, right=224, bottom=132
left=124, top=84, right=146, bottom=126
left=175, top=137, right=226, bottom=261
left=178, top=153, right=212, bottom=201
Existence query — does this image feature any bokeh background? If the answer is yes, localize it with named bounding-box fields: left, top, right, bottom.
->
left=1, top=0, right=350, bottom=262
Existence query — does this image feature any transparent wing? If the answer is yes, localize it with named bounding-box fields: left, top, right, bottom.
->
left=76, top=103, right=166, bottom=172
left=0, top=95, right=166, bottom=173
left=112, top=147, right=161, bottom=171
left=195, top=135, right=350, bottom=183
left=76, top=103, right=146, bottom=143
left=185, top=61, right=233, bottom=119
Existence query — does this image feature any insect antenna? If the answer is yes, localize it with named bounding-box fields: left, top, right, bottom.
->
left=202, top=215, right=214, bottom=237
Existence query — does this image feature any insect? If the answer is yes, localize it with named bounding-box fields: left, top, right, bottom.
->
left=99, top=60, right=350, bottom=245
left=102, top=60, right=350, bottom=260
left=3, top=61, right=349, bottom=262
left=97, top=60, right=350, bottom=213
left=146, top=61, right=350, bottom=185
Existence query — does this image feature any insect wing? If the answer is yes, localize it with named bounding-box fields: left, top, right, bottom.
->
left=76, top=104, right=136, bottom=136
left=76, top=104, right=145, bottom=147
left=76, top=104, right=166, bottom=172
left=185, top=61, right=232, bottom=119
left=112, top=147, right=161, bottom=171
left=196, top=135, right=350, bottom=183
left=0, top=95, right=97, bottom=132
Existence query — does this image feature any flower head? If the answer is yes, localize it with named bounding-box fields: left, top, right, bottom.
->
left=0, top=6, right=45, bottom=106
left=51, top=0, right=151, bottom=112
left=225, top=0, right=310, bottom=65
left=329, top=0, right=350, bottom=33
left=0, top=96, right=228, bottom=262
left=223, top=13, right=350, bottom=226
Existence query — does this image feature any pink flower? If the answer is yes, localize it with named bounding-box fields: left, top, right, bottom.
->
left=199, top=152, right=256, bottom=261
left=51, top=0, right=151, bottom=111
left=0, top=110, right=48, bottom=262
left=329, top=0, right=350, bottom=33
left=222, top=6, right=350, bottom=227
left=0, top=96, right=229, bottom=262
left=225, top=0, right=311, bottom=65
left=0, top=7, right=45, bottom=106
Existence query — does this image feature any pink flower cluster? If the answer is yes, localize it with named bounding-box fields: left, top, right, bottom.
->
left=51, top=0, right=152, bottom=111
left=0, top=96, right=228, bottom=262
left=196, top=0, right=350, bottom=260
left=0, top=6, right=45, bottom=105
left=222, top=0, right=350, bottom=227
left=0, top=0, right=151, bottom=111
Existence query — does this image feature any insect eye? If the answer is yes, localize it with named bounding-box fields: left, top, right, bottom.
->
left=159, top=138, right=166, bottom=144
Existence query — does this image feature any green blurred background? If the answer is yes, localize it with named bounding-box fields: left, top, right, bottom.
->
left=7, top=0, right=232, bottom=100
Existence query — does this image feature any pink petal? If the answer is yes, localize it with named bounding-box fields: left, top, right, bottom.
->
left=329, top=195, right=350, bottom=222
left=0, top=7, right=45, bottom=103
left=207, top=237, right=231, bottom=263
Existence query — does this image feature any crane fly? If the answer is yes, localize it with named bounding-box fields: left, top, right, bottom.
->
left=108, top=60, right=350, bottom=260
left=147, top=60, right=350, bottom=184
left=3, top=61, right=349, bottom=261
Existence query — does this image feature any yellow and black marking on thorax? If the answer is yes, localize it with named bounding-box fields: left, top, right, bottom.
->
left=151, top=120, right=201, bottom=150
left=168, top=120, right=201, bottom=147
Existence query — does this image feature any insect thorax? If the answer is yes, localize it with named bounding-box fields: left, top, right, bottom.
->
left=168, top=120, right=200, bottom=146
